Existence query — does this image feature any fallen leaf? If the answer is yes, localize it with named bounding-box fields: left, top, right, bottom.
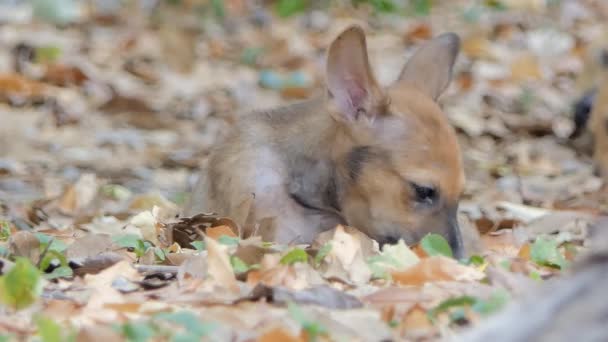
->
left=205, top=236, right=238, bottom=291
left=391, top=256, right=484, bottom=286
left=248, top=284, right=362, bottom=309
left=257, top=327, right=304, bottom=342
left=8, top=231, right=41, bottom=264
left=207, top=225, right=238, bottom=240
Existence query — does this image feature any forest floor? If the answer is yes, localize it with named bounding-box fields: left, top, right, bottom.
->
left=0, top=0, right=607, bottom=341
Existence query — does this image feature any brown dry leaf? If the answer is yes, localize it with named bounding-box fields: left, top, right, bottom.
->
left=128, top=193, right=179, bottom=220
left=177, top=254, right=207, bottom=282
left=205, top=235, right=238, bottom=291
left=462, top=36, right=494, bottom=60
left=158, top=23, right=196, bottom=74
left=280, top=86, right=314, bottom=100
left=207, top=225, right=238, bottom=239
left=257, top=327, right=304, bottom=342
left=248, top=284, right=362, bottom=309
left=481, top=231, right=523, bottom=256
left=43, top=64, right=89, bottom=87
left=510, top=54, right=543, bottom=81
left=76, top=325, right=123, bottom=342
left=314, top=225, right=374, bottom=285
left=57, top=173, right=99, bottom=215
left=0, top=73, right=47, bottom=101
left=518, top=243, right=531, bottom=260
left=72, top=252, right=127, bottom=276
left=404, top=23, right=433, bottom=43
left=255, top=262, right=326, bottom=290
left=8, top=230, right=40, bottom=263
left=401, top=306, right=434, bottom=337
left=81, top=261, right=141, bottom=323
left=391, top=256, right=484, bottom=286
left=65, top=234, right=115, bottom=261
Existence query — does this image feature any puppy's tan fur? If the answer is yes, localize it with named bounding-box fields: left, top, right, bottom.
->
left=186, top=25, right=465, bottom=256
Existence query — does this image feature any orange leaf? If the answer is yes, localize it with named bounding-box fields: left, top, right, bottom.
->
left=402, top=306, right=433, bottom=331
left=207, top=225, right=237, bottom=240
left=518, top=243, right=531, bottom=260
left=391, top=256, right=483, bottom=286
left=510, top=54, right=542, bottom=81
left=462, top=36, right=493, bottom=59
left=43, top=64, right=88, bottom=87
left=0, top=73, right=46, bottom=99
left=412, top=244, right=428, bottom=258
left=404, top=23, right=433, bottom=43
left=246, top=270, right=262, bottom=285
left=257, top=328, right=304, bottom=342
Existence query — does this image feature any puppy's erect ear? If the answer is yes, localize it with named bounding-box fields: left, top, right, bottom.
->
left=397, top=33, right=460, bottom=101
left=326, top=25, right=385, bottom=123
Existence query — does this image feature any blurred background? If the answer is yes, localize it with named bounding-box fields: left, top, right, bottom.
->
left=0, top=0, right=606, bottom=226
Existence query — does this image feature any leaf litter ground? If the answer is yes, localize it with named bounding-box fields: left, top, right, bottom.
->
left=0, top=0, right=607, bottom=341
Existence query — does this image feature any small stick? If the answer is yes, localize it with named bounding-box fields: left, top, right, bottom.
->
left=134, top=264, right=179, bottom=274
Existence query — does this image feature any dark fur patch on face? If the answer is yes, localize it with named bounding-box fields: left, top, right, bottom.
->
left=346, top=146, right=375, bottom=181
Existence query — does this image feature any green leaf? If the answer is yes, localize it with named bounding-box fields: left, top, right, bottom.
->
left=484, top=0, right=507, bottom=10
left=36, top=316, right=63, bottom=342
left=36, top=233, right=67, bottom=253
left=241, top=47, right=264, bottom=66
left=34, top=45, right=62, bottom=63
left=155, top=311, right=215, bottom=337
left=120, top=321, right=157, bottom=342
left=472, top=290, right=510, bottom=315
left=112, top=234, right=142, bottom=249
left=313, top=243, right=332, bottom=267
left=190, top=241, right=205, bottom=251
left=367, top=239, right=419, bottom=279
left=465, top=255, right=485, bottom=266
left=0, top=257, right=42, bottom=310
left=0, top=221, right=11, bottom=241
left=100, top=184, right=132, bottom=201
left=275, top=0, right=307, bottom=18
left=112, top=234, right=151, bottom=258
left=412, top=0, right=432, bottom=16
left=280, top=248, right=308, bottom=265
left=170, top=192, right=189, bottom=206
left=0, top=334, right=15, bottom=342
left=530, top=236, right=568, bottom=269
left=40, top=250, right=68, bottom=272
left=370, top=0, right=397, bottom=13
left=211, top=0, right=225, bottom=19
left=428, top=291, right=510, bottom=323
left=45, top=266, right=73, bottom=280
left=462, top=5, right=482, bottom=23
left=217, top=235, right=240, bottom=246
left=0, top=246, right=9, bottom=258
left=420, top=233, right=453, bottom=258
left=154, top=248, right=166, bottom=262
left=287, top=302, right=327, bottom=340
left=230, top=256, right=250, bottom=274
left=427, top=296, right=476, bottom=322
left=529, top=270, right=542, bottom=282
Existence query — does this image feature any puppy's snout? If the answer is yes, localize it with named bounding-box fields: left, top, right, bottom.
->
left=447, top=211, right=465, bottom=260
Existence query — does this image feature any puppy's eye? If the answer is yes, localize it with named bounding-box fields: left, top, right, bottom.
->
left=410, top=183, right=438, bottom=205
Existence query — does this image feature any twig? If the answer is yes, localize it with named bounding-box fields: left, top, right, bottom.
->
left=134, top=264, right=179, bottom=274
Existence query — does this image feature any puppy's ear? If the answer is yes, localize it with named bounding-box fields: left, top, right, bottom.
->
left=326, top=25, right=385, bottom=123
left=397, top=33, right=460, bottom=100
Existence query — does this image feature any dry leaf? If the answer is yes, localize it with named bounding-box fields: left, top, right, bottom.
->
left=205, top=236, right=238, bottom=291
left=391, top=256, right=484, bottom=286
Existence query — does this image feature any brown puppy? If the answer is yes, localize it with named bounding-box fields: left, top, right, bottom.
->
left=186, top=25, right=466, bottom=257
